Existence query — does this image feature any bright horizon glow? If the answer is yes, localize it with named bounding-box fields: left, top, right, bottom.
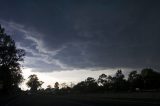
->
left=20, top=67, right=133, bottom=90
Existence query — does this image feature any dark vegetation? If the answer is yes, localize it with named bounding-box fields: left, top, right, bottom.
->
left=46, top=69, right=160, bottom=95
left=0, top=25, right=25, bottom=95
left=72, top=69, right=160, bottom=93
left=0, top=25, right=160, bottom=96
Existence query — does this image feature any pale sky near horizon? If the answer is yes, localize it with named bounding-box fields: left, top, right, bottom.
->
left=21, top=68, right=117, bottom=90
left=21, top=67, right=133, bottom=90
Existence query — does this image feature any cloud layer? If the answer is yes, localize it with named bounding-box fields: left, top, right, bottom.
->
left=0, top=0, right=160, bottom=72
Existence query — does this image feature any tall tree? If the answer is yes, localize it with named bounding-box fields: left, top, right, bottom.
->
left=98, top=74, right=108, bottom=86
left=0, top=25, right=25, bottom=94
left=26, top=74, right=44, bottom=92
left=113, top=70, right=128, bottom=91
left=128, top=71, right=143, bottom=91
left=73, top=77, right=98, bottom=93
left=141, top=68, right=160, bottom=89
left=73, top=81, right=86, bottom=92
left=98, top=74, right=109, bottom=91
left=54, top=82, right=59, bottom=90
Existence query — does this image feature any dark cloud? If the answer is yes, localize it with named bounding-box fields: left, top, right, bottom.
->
left=0, top=0, right=160, bottom=72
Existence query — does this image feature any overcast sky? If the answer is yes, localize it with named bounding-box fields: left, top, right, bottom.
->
left=0, top=0, right=160, bottom=88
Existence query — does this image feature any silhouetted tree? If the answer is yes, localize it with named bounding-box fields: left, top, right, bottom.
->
left=60, top=83, right=71, bottom=94
left=112, top=70, right=128, bottom=91
left=73, top=81, right=86, bottom=93
left=128, top=71, right=143, bottom=91
left=54, top=82, right=59, bottom=90
left=85, top=77, right=97, bottom=85
left=26, top=74, right=44, bottom=92
left=45, top=85, right=52, bottom=93
left=98, top=74, right=108, bottom=86
left=46, top=85, right=52, bottom=91
left=73, top=77, right=98, bottom=93
left=47, top=85, right=52, bottom=89
left=86, top=77, right=98, bottom=92
left=107, top=75, right=114, bottom=90
left=0, top=25, right=25, bottom=94
left=71, top=68, right=160, bottom=94
left=98, top=74, right=109, bottom=91
left=141, top=68, right=160, bottom=89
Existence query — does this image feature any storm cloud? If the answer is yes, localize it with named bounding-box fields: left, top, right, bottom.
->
left=0, top=0, right=160, bottom=72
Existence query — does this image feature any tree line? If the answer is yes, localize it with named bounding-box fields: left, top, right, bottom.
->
left=73, top=68, right=160, bottom=93
left=0, top=24, right=160, bottom=95
left=26, top=68, right=160, bottom=94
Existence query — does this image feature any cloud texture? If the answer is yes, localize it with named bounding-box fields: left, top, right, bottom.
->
left=0, top=0, right=160, bottom=72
